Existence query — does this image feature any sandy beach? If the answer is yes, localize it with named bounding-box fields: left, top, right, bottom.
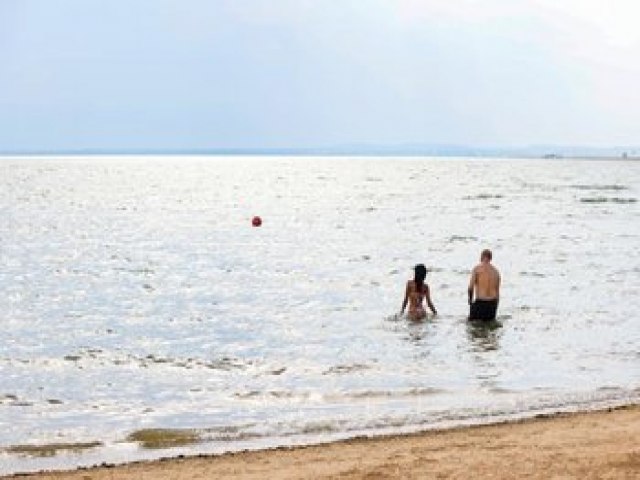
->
left=4, top=405, right=638, bottom=480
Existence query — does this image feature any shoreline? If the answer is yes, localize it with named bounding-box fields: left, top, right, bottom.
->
left=4, top=404, right=639, bottom=479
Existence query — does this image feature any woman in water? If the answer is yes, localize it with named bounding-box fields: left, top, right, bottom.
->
left=401, top=264, right=437, bottom=320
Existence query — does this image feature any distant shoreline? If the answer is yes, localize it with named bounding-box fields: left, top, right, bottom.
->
left=0, top=150, right=638, bottom=160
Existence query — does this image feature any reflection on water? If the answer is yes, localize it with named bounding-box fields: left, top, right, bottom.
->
left=405, top=316, right=436, bottom=345
left=467, top=319, right=503, bottom=352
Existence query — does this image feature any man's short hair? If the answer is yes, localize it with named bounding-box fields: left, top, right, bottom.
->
left=481, top=249, right=492, bottom=261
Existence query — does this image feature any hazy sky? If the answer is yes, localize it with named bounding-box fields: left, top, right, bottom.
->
left=1, top=0, right=639, bottom=151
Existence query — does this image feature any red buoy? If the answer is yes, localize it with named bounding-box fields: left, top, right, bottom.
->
left=252, top=216, right=262, bottom=227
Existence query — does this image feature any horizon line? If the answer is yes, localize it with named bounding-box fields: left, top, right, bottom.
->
left=1, top=143, right=639, bottom=157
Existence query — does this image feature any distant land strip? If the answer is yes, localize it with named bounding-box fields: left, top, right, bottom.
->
left=1, top=145, right=639, bottom=159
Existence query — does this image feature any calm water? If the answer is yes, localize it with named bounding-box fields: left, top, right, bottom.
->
left=1, top=156, right=639, bottom=474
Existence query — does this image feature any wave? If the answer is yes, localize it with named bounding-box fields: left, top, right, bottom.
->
left=233, top=387, right=446, bottom=403
left=132, top=387, right=640, bottom=448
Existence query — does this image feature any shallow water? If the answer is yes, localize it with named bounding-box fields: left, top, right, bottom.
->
left=1, top=156, right=639, bottom=474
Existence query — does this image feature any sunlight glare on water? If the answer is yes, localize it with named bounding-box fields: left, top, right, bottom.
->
left=0, top=156, right=639, bottom=473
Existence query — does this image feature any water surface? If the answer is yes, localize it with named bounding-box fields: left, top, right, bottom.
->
left=1, top=156, right=638, bottom=474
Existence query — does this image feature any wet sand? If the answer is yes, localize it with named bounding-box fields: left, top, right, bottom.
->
left=4, top=405, right=639, bottom=480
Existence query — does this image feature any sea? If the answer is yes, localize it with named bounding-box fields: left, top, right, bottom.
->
left=1, top=155, right=639, bottom=474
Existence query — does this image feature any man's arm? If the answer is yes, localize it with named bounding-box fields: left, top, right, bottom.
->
left=495, top=270, right=501, bottom=302
left=468, top=268, right=476, bottom=305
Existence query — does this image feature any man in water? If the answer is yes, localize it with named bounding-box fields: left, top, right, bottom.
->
left=468, top=249, right=501, bottom=320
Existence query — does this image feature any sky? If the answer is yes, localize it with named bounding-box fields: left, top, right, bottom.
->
left=1, top=0, right=639, bottom=152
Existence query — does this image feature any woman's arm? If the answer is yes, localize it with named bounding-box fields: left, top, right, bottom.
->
left=400, top=282, right=409, bottom=314
left=425, top=284, right=437, bottom=315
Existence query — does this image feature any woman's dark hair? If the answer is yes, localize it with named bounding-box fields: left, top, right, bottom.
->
left=414, top=264, right=427, bottom=292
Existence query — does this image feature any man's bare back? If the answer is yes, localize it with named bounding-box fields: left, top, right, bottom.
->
left=468, top=249, right=501, bottom=320
left=470, top=263, right=500, bottom=300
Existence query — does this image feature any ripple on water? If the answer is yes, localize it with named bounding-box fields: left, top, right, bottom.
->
left=579, top=196, right=637, bottom=204
left=462, top=193, right=504, bottom=200
left=571, top=184, right=628, bottom=191
left=57, top=350, right=256, bottom=371
left=0, top=394, right=34, bottom=407
left=447, top=235, right=479, bottom=243
left=323, top=363, right=371, bottom=375
left=519, top=271, right=546, bottom=278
